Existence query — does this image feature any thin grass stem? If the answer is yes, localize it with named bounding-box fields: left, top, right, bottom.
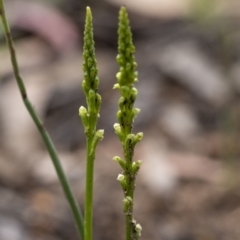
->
left=0, top=1, right=84, bottom=239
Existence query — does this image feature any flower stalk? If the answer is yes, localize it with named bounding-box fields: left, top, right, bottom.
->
left=79, top=7, right=104, bottom=240
left=0, top=0, right=84, bottom=239
left=113, top=6, right=143, bottom=240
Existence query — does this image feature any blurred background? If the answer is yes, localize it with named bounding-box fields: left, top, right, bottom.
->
left=1, top=0, right=240, bottom=239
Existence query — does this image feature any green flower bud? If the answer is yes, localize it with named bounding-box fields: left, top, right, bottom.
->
left=88, top=89, right=96, bottom=113
left=116, top=110, right=123, bottom=125
left=132, top=87, right=138, bottom=96
left=133, top=108, right=141, bottom=118
left=118, top=97, right=126, bottom=110
left=116, top=54, right=121, bottom=64
left=120, top=86, right=131, bottom=97
left=113, top=123, right=122, bottom=135
left=125, top=134, right=135, bottom=148
left=90, top=66, right=97, bottom=80
left=134, top=132, right=143, bottom=143
left=117, top=173, right=125, bottom=181
left=95, top=129, right=104, bottom=140
left=135, top=223, right=142, bottom=237
left=113, top=83, right=120, bottom=89
left=93, top=76, right=99, bottom=91
left=132, top=160, right=142, bottom=174
left=113, top=156, right=126, bottom=169
left=90, top=129, right=104, bottom=154
left=116, top=72, right=121, bottom=81
left=123, top=196, right=133, bottom=213
left=95, top=93, right=101, bottom=114
left=79, top=106, right=89, bottom=132
left=82, top=80, right=88, bottom=95
left=117, top=174, right=127, bottom=190
left=113, top=123, right=123, bottom=141
left=87, top=57, right=93, bottom=67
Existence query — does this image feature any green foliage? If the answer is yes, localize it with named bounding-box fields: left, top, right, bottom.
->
left=113, top=6, right=143, bottom=240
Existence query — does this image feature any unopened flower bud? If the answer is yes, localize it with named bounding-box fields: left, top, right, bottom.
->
left=135, top=223, right=142, bottom=237
left=132, top=160, right=142, bottom=174
left=90, top=66, right=96, bottom=79
left=116, top=72, right=122, bottom=81
left=134, top=132, right=143, bottom=143
left=113, top=156, right=126, bottom=169
left=123, top=196, right=133, bottom=212
left=133, top=108, right=141, bottom=117
left=88, top=89, right=95, bottom=113
left=118, top=97, right=125, bottom=109
left=120, top=86, right=131, bottom=97
left=113, top=83, right=120, bottom=89
left=82, top=80, right=89, bottom=95
left=117, top=174, right=125, bottom=181
left=113, top=123, right=121, bottom=135
left=116, top=110, right=122, bottom=124
left=93, top=76, right=99, bottom=91
left=95, top=129, right=104, bottom=140
left=125, top=134, right=135, bottom=148
left=90, top=129, right=104, bottom=153
left=79, top=106, right=89, bottom=132
left=95, top=93, right=101, bottom=113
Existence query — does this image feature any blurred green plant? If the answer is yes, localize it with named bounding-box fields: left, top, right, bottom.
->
left=189, top=0, right=217, bottom=24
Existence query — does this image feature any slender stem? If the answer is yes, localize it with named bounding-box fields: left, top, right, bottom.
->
left=124, top=146, right=134, bottom=240
left=0, top=1, right=84, bottom=239
left=84, top=135, right=95, bottom=240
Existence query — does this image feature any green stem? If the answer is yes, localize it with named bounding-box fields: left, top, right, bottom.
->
left=125, top=147, right=135, bottom=240
left=125, top=211, right=133, bottom=240
left=0, top=1, right=84, bottom=239
left=84, top=135, right=95, bottom=240
left=125, top=188, right=134, bottom=240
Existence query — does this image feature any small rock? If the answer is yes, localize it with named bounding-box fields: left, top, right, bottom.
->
left=140, top=140, right=177, bottom=195
left=33, top=152, right=84, bottom=185
left=159, top=102, right=200, bottom=144
left=0, top=217, right=26, bottom=240
left=156, top=41, right=230, bottom=107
